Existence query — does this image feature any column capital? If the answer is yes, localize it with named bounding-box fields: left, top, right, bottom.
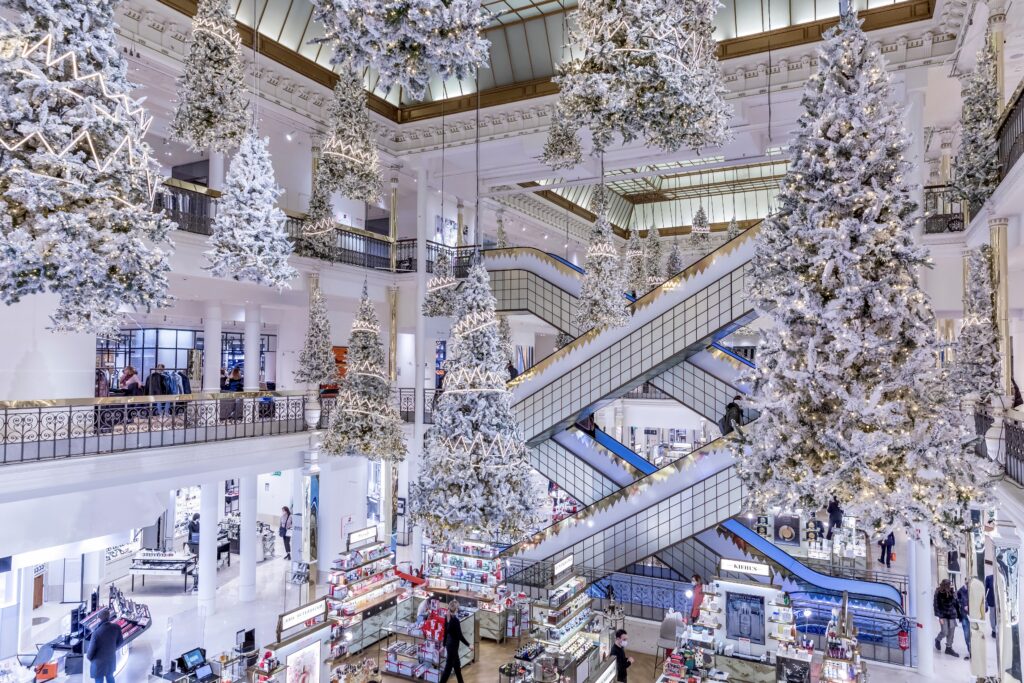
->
left=989, top=215, right=1010, bottom=229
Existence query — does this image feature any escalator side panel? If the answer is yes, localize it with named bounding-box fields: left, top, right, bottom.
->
left=490, top=269, right=579, bottom=337
left=656, top=536, right=723, bottom=583
left=647, top=362, right=739, bottom=422
left=529, top=439, right=620, bottom=505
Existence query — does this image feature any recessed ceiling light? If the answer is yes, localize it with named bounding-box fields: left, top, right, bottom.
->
left=543, top=234, right=548, bottom=239
left=521, top=227, right=526, bottom=231
left=285, top=130, right=295, bottom=141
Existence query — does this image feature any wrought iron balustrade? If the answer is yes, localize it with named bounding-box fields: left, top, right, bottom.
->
left=975, top=409, right=994, bottom=459
left=1006, top=414, right=1024, bottom=486
left=999, top=81, right=1024, bottom=179
left=153, top=182, right=217, bottom=236
left=396, top=388, right=435, bottom=424
left=922, top=185, right=965, bottom=234
left=286, top=217, right=393, bottom=270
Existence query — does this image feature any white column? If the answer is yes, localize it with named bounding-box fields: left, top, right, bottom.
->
left=1011, top=317, right=1024, bottom=394
left=911, top=527, right=935, bottom=676
left=238, top=474, right=257, bottom=603
left=208, top=150, right=226, bottom=192
left=198, top=479, right=219, bottom=617
left=988, top=4, right=1007, bottom=106
left=244, top=303, right=262, bottom=391
left=16, top=568, right=34, bottom=654
left=414, top=167, right=429, bottom=432
left=318, top=459, right=368, bottom=573
left=203, top=301, right=223, bottom=392
left=903, top=74, right=927, bottom=227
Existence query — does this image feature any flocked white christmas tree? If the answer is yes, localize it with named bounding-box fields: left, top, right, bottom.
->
left=666, top=239, right=684, bottom=276
left=624, top=228, right=647, bottom=296
left=953, top=30, right=1000, bottom=212
left=954, top=245, right=1001, bottom=405
left=422, top=249, right=457, bottom=317
left=322, top=283, right=406, bottom=461
left=409, top=263, right=544, bottom=539
left=295, top=174, right=338, bottom=260
left=689, top=206, right=711, bottom=252
left=312, top=0, right=489, bottom=101
left=495, top=212, right=509, bottom=248
left=498, top=315, right=515, bottom=366
left=726, top=216, right=741, bottom=241
left=644, top=228, right=664, bottom=291
left=550, top=0, right=730, bottom=155
left=318, top=68, right=383, bottom=203
left=573, top=213, right=630, bottom=334
left=541, top=112, right=584, bottom=170
left=0, top=0, right=173, bottom=335
left=734, top=13, right=989, bottom=544
left=294, top=279, right=339, bottom=387
left=170, top=0, right=248, bottom=152
left=207, top=131, right=296, bottom=288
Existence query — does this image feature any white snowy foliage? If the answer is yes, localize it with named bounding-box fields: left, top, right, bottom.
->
left=689, top=206, right=711, bottom=252
left=318, top=69, right=383, bottom=203
left=573, top=214, right=631, bottom=333
left=495, top=213, right=509, bottom=248
left=624, top=227, right=647, bottom=295
left=409, top=264, right=543, bottom=540
left=311, top=0, right=489, bottom=101
left=422, top=249, right=457, bottom=317
left=322, top=284, right=406, bottom=461
left=550, top=0, right=731, bottom=155
left=541, top=112, right=584, bottom=170
left=294, top=284, right=339, bottom=386
left=734, top=13, right=989, bottom=545
left=294, top=175, right=338, bottom=260
left=0, top=0, right=173, bottom=335
left=954, top=245, right=1001, bottom=404
left=206, top=132, right=297, bottom=289
left=953, top=31, right=1000, bottom=211
left=498, top=314, right=515, bottom=366
left=726, top=216, right=740, bottom=241
left=170, top=0, right=248, bottom=152
left=644, top=228, right=664, bottom=290
left=666, top=239, right=684, bottom=276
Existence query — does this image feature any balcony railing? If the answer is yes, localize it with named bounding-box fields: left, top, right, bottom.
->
left=922, top=185, right=965, bottom=234
left=1006, top=413, right=1024, bottom=486
left=0, top=391, right=308, bottom=465
left=393, top=240, right=478, bottom=276
left=998, top=81, right=1024, bottom=180
left=396, top=388, right=435, bottom=424
left=975, top=409, right=994, bottom=459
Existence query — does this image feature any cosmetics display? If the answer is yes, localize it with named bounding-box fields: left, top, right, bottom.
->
left=381, top=606, right=476, bottom=682
left=821, top=597, right=866, bottom=683
left=326, top=542, right=404, bottom=661
left=128, top=549, right=196, bottom=592
left=522, top=572, right=603, bottom=683
left=78, top=586, right=152, bottom=676
left=423, top=539, right=510, bottom=641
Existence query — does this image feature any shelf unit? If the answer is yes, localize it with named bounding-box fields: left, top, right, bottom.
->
left=526, top=573, right=602, bottom=683
left=821, top=596, right=867, bottom=683
left=381, top=611, right=476, bottom=681
left=425, top=541, right=503, bottom=597
left=326, top=542, right=404, bottom=659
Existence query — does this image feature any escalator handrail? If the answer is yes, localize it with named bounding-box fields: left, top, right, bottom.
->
left=709, top=342, right=756, bottom=369
left=499, top=433, right=737, bottom=559
left=592, top=426, right=657, bottom=475
left=720, top=519, right=904, bottom=610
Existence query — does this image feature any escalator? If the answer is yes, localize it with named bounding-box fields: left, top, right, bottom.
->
left=550, top=429, right=640, bottom=487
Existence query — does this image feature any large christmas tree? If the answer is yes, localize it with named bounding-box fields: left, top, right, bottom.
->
left=322, top=284, right=406, bottom=461
left=296, top=175, right=338, bottom=261
left=572, top=213, right=630, bottom=334
left=170, top=0, right=248, bottom=152
left=954, top=246, right=1001, bottom=404
left=294, top=282, right=339, bottom=387
left=735, top=13, right=988, bottom=544
left=953, top=31, right=1000, bottom=212
left=0, top=0, right=173, bottom=335
left=207, top=132, right=297, bottom=289
left=409, top=263, right=543, bottom=540
left=317, top=69, right=383, bottom=203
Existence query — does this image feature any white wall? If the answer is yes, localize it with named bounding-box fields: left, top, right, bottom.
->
left=257, top=470, right=297, bottom=526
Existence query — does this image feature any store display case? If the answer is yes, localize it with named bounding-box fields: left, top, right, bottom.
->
left=821, top=596, right=866, bottom=683
left=423, top=539, right=510, bottom=641
left=128, top=550, right=195, bottom=592
left=381, top=608, right=477, bottom=682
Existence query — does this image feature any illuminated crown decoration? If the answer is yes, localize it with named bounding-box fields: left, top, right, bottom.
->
left=303, top=214, right=336, bottom=236
left=442, top=366, right=508, bottom=393
left=1, top=33, right=158, bottom=207
left=452, top=310, right=497, bottom=338
left=435, top=433, right=525, bottom=460
left=322, top=133, right=380, bottom=168
left=587, top=241, right=618, bottom=259
left=347, top=359, right=387, bottom=382
left=191, top=16, right=242, bottom=50
left=338, top=391, right=400, bottom=416
left=427, top=275, right=458, bottom=293
left=351, top=317, right=380, bottom=335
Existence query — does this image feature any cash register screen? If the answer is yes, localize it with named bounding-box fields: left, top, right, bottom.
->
left=195, top=664, right=213, bottom=678
left=182, top=648, right=204, bottom=671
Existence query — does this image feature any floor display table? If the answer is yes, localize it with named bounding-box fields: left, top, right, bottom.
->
left=382, top=608, right=477, bottom=681
left=129, top=550, right=196, bottom=592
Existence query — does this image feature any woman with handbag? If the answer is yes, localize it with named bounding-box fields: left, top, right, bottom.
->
left=280, top=506, right=294, bottom=560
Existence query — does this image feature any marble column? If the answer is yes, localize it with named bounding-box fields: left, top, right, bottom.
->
left=911, top=527, right=935, bottom=676
left=208, top=150, right=226, bottom=192
left=1012, top=317, right=1024, bottom=394
left=991, top=216, right=1013, bottom=398
left=198, top=479, right=220, bottom=617
left=989, top=3, right=1008, bottom=106
left=414, top=167, right=428, bottom=431
left=202, top=301, right=223, bottom=392
left=244, top=302, right=262, bottom=391
left=456, top=199, right=464, bottom=248
left=17, top=568, right=34, bottom=654
left=238, top=473, right=258, bottom=602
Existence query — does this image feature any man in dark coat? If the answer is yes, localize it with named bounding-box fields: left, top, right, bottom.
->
left=721, top=396, right=743, bottom=435
left=86, top=609, right=124, bottom=683
left=825, top=497, right=843, bottom=540
left=609, top=629, right=633, bottom=682
left=439, top=600, right=471, bottom=683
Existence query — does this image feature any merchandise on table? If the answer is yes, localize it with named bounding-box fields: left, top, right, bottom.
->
left=522, top=569, right=606, bottom=683
left=381, top=605, right=477, bottom=682
left=326, top=541, right=404, bottom=660
left=820, top=595, right=866, bottom=683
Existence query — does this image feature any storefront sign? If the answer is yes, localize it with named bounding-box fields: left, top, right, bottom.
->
left=720, top=559, right=770, bottom=577
left=347, top=525, right=378, bottom=550
left=280, top=599, right=327, bottom=632
left=553, top=555, right=574, bottom=578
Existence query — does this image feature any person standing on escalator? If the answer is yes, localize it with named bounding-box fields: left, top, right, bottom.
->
left=721, top=396, right=743, bottom=435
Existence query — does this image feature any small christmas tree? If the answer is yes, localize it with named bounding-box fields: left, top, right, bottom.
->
left=734, top=12, right=989, bottom=544
left=409, top=264, right=544, bottom=540
left=322, top=284, right=406, bottom=461
left=541, top=113, right=584, bottom=170
left=953, top=31, right=1000, bottom=212
left=624, top=228, right=647, bottom=296
left=422, top=250, right=457, bottom=317
left=0, top=0, right=173, bottom=335
left=573, top=214, right=630, bottom=334
left=689, top=206, right=711, bottom=252
left=498, top=315, right=515, bottom=366
left=207, top=132, right=297, bottom=289
left=170, top=0, right=248, bottom=152
left=644, top=228, right=664, bottom=290
left=666, top=239, right=684, bottom=276
left=726, top=217, right=741, bottom=241
left=318, top=68, right=383, bottom=203
left=294, top=282, right=339, bottom=387
left=954, top=246, right=1001, bottom=404
left=495, top=212, right=509, bottom=248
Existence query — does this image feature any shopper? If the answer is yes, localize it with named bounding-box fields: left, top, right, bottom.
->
left=280, top=506, right=293, bottom=560
left=188, top=513, right=200, bottom=549
left=86, top=608, right=124, bottom=683
left=934, top=578, right=961, bottom=656
left=219, top=367, right=228, bottom=391
left=986, top=574, right=997, bottom=637
left=438, top=599, right=471, bottom=683
left=120, top=367, right=142, bottom=394
left=956, top=582, right=971, bottom=659
left=689, top=574, right=704, bottom=622
left=226, top=368, right=244, bottom=392
left=825, top=497, right=843, bottom=540
left=721, top=396, right=743, bottom=435
left=507, top=361, right=519, bottom=380
left=609, top=629, right=633, bottom=682
left=877, top=531, right=895, bottom=568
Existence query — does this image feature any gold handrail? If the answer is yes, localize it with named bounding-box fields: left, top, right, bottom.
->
left=162, top=177, right=222, bottom=199
left=0, top=389, right=309, bottom=410
left=482, top=247, right=585, bottom=280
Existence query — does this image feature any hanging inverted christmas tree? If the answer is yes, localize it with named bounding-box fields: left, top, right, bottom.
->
left=322, top=284, right=407, bottom=461
left=954, top=246, right=1001, bottom=404
left=572, top=213, right=630, bottom=334
left=734, top=13, right=989, bottom=544
left=170, top=0, right=248, bottom=152
left=666, top=238, right=684, bottom=276
left=550, top=0, right=730, bottom=155
left=312, top=0, right=489, bottom=101
left=294, top=280, right=339, bottom=387
left=422, top=249, right=457, bottom=317
left=0, top=0, right=173, bottom=336
left=495, top=212, right=509, bottom=248
left=541, top=112, right=584, bottom=170
left=318, top=68, right=383, bottom=203
left=644, top=228, right=664, bottom=291
left=409, top=263, right=544, bottom=540
left=689, top=206, right=711, bottom=251
left=624, top=228, right=647, bottom=296
left=207, top=131, right=297, bottom=289
left=953, top=30, right=1000, bottom=212
left=296, top=175, right=338, bottom=261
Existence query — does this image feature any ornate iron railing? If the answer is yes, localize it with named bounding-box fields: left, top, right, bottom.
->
left=0, top=392, right=308, bottom=465
left=998, top=80, right=1024, bottom=179
left=922, top=185, right=965, bottom=234
left=975, top=409, right=994, bottom=459
left=1005, top=414, right=1024, bottom=486
left=286, top=217, right=393, bottom=270
left=394, top=240, right=478, bottom=276
left=396, top=388, right=435, bottom=424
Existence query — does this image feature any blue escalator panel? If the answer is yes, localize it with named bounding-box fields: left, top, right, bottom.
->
left=709, top=342, right=756, bottom=369
left=592, top=427, right=657, bottom=475
left=720, top=519, right=903, bottom=609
